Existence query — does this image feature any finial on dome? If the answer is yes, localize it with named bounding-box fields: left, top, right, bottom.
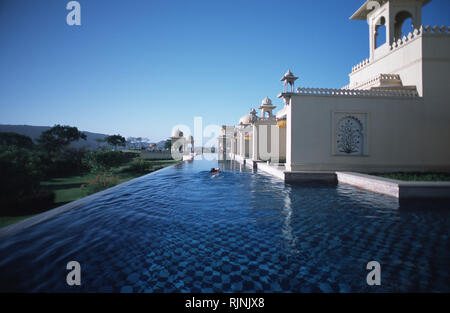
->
left=261, top=96, right=272, bottom=106
left=259, top=96, right=276, bottom=119
left=171, top=128, right=183, bottom=138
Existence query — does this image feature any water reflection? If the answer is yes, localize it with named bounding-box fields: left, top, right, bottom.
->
left=280, top=185, right=299, bottom=255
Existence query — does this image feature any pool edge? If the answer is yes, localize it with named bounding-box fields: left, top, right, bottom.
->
left=0, top=164, right=179, bottom=239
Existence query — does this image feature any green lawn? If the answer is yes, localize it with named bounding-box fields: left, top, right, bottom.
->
left=374, top=172, right=450, bottom=182
left=0, top=158, right=180, bottom=228
left=41, top=175, right=90, bottom=206
left=42, top=159, right=180, bottom=206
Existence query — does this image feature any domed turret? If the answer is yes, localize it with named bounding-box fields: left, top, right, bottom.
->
left=280, top=69, right=298, bottom=93
left=259, top=96, right=276, bottom=119
left=238, top=114, right=252, bottom=126
left=261, top=96, right=272, bottom=106
left=171, top=129, right=183, bottom=138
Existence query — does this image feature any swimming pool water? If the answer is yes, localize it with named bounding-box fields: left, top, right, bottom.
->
left=0, top=158, right=449, bottom=292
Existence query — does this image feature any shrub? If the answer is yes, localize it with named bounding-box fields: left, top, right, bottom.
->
left=127, top=158, right=152, bottom=174
left=82, top=150, right=127, bottom=173
left=0, top=146, right=54, bottom=215
left=81, top=172, right=120, bottom=195
left=0, top=146, right=42, bottom=197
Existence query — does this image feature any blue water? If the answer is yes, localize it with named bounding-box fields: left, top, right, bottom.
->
left=0, top=158, right=449, bottom=292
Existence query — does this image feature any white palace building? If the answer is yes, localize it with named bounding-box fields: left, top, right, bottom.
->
left=218, top=0, right=450, bottom=184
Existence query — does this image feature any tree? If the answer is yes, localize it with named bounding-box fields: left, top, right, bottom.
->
left=0, top=132, right=34, bottom=149
left=104, top=134, right=126, bottom=150
left=164, top=139, right=172, bottom=150
left=37, top=125, right=87, bottom=154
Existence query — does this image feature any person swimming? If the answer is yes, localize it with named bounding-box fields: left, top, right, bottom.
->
left=210, top=168, right=220, bottom=174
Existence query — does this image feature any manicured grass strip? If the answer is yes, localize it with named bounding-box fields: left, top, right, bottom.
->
left=41, top=175, right=90, bottom=205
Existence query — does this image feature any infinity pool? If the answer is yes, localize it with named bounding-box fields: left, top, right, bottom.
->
left=0, top=158, right=449, bottom=292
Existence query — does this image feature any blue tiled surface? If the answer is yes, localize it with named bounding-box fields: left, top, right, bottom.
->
left=0, top=159, right=449, bottom=292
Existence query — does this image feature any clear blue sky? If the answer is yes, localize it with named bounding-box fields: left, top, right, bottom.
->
left=0, top=0, right=449, bottom=141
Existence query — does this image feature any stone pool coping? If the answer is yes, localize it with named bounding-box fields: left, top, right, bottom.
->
left=0, top=164, right=178, bottom=239
left=336, top=171, right=450, bottom=199
left=254, top=159, right=450, bottom=199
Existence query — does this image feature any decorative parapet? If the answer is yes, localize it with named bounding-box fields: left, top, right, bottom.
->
left=391, top=25, right=449, bottom=52
left=296, top=87, right=418, bottom=98
left=351, top=25, right=450, bottom=74
left=258, top=116, right=277, bottom=121
left=374, top=73, right=400, bottom=81
left=422, top=25, right=450, bottom=35
left=254, top=116, right=277, bottom=123
left=351, top=58, right=370, bottom=73
left=342, top=74, right=400, bottom=90
left=349, top=73, right=402, bottom=90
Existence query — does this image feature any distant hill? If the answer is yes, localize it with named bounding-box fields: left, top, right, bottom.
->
left=0, top=124, right=108, bottom=149
left=154, top=140, right=167, bottom=149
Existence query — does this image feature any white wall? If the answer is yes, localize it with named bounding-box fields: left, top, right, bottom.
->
left=278, top=126, right=286, bottom=161
left=286, top=92, right=450, bottom=172
left=349, top=35, right=423, bottom=95
left=422, top=35, right=450, bottom=98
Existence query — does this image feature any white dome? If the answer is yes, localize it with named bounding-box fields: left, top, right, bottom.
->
left=238, top=114, right=251, bottom=125
left=171, top=129, right=183, bottom=138
left=284, top=69, right=295, bottom=77
left=261, top=96, right=272, bottom=106
left=281, top=69, right=298, bottom=81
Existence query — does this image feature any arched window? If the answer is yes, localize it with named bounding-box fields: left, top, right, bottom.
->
left=375, top=16, right=386, bottom=49
left=336, top=116, right=363, bottom=155
left=394, top=11, right=414, bottom=40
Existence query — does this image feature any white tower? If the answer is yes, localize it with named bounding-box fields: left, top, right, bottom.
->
left=259, top=97, right=276, bottom=119
left=350, top=0, right=430, bottom=60
left=280, top=69, right=298, bottom=93
left=171, top=129, right=185, bottom=154
left=186, top=135, right=194, bottom=153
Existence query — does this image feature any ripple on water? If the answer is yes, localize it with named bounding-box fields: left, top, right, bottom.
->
left=0, top=159, right=449, bottom=292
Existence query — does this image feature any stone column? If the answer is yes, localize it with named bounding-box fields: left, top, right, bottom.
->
left=222, top=136, right=226, bottom=159
left=252, top=123, right=259, bottom=161
left=230, top=137, right=234, bottom=156
left=240, top=132, right=245, bottom=158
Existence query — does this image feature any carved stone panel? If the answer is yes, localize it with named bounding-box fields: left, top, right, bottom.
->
left=333, top=112, right=368, bottom=156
